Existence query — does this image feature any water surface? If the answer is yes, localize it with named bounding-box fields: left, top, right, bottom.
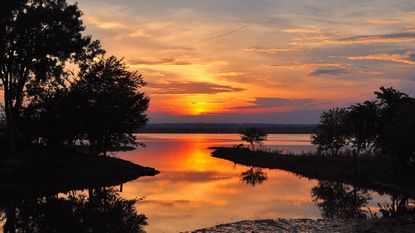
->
left=117, top=134, right=390, bottom=233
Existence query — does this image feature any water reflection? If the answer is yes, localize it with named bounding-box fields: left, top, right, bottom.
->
left=1, top=187, right=147, bottom=233
left=311, top=181, right=371, bottom=218
left=378, top=193, right=415, bottom=218
left=240, top=167, right=268, bottom=186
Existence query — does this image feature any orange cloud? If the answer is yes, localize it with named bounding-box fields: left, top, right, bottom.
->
left=347, top=52, right=415, bottom=65
left=244, top=47, right=299, bottom=54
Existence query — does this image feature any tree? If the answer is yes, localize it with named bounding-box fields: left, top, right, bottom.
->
left=346, top=101, right=379, bottom=156
left=383, top=102, right=415, bottom=168
left=71, top=56, right=149, bottom=156
left=0, top=0, right=102, bottom=156
left=312, top=108, right=348, bottom=156
left=240, top=127, right=268, bottom=151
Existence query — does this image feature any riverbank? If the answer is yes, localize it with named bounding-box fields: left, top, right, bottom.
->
left=187, top=217, right=415, bottom=233
left=0, top=152, right=159, bottom=199
left=210, top=147, right=415, bottom=197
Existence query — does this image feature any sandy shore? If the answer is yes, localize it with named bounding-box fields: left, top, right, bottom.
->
left=185, top=219, right=360, bottom=233
left=185, top=217, right=415, bottom=233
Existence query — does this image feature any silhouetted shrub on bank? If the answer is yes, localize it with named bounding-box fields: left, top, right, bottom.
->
left=240, top=127, right=268, bottom=151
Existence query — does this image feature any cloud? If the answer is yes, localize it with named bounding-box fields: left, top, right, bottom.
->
left=230, top=97, right=320, bottom=110
left=336, top=32, right=415, bottom=44
left=271, top=61, right=342, bottom=70
left=295, top=32, right=415, bottom=46
left=244, top=47, right=299, bottom=54
left=308, top=68, right=349, bottom=77
left=149, top=81, right=246, bottom=95
left=347, top=51, right=415, bottom=65
left=281, top=27, right=321, bottom=34
left=359, top=70, right=384, bottom=75
left=129, top=58, right=192, bottom=66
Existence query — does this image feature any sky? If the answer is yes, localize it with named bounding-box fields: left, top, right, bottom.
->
left=72, top=0, right=415, bottom=123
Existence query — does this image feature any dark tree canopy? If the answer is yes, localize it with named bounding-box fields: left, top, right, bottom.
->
left=0, top=0, right=102, bottom=155
left=72, top=56, right=149, bottom=155
left=23, top=56, right=149, bottom=156
left=312, top=87, right=415, bottom=169
left=312, top=107, right=348, bottom=156
left=346, top=101, right=379, bottom=154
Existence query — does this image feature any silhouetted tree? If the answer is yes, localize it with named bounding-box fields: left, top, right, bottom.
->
left=312, top=108, right=348, bottom=156
left=311, top=181, right=370, bottom=218
left=373, top=87, right=415, bottom=168
left=21, top=56, right=149, bottom=156
left=0, top=0, right=102, bottom=156
left=21, top=87, right=81, bottom=149
left=240, top=127, right=268, bottom=151
left=346, top=101, right=379, bottom=156
left=71, top=56, right=149, bottom=156
left=383, top=102, right=415, bottom=168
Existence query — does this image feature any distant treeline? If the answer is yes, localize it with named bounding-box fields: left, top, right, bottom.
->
left=137, top=124, right=317, bottom=134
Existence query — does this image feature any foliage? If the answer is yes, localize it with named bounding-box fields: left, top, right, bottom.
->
left=71, top=56, right=149, bottom=155
left=346, top=101, right=379, bottom=155
left=23, top=56, right=149, bottom=156
left=311, top=108, right=349, bottom=156
left=240, top=127, right=268, bottom=150
left=312, top=87, right=415, bottom=168
left=0, top=0, right=103, bottom=155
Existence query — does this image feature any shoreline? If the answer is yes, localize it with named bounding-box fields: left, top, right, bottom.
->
left=0, top=153, right=159, bottom=200
left=210, top=147, right=415, bottom=197
left=186, top=217, right=415, bottom=233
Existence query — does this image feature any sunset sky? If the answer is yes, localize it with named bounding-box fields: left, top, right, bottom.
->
left=74, top=0, right=415, bottom=123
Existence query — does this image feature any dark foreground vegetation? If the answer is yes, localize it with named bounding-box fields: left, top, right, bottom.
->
left=0, top=0, right=155, bottom=185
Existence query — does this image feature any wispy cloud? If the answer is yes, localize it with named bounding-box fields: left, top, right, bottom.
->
left=149, top=81, right=246, bottom=95
left=347, top=51, right=415, bottom=65
left=129, top=58, right=192, bottom=66
left=229, top=97, right=321, bottom=111
left=244, top=47, right=299, bottom=54
left=308, top=68, right=349, bottom=77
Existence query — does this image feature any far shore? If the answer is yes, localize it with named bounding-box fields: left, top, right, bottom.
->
left=137, top=123, right=316, bottom=134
